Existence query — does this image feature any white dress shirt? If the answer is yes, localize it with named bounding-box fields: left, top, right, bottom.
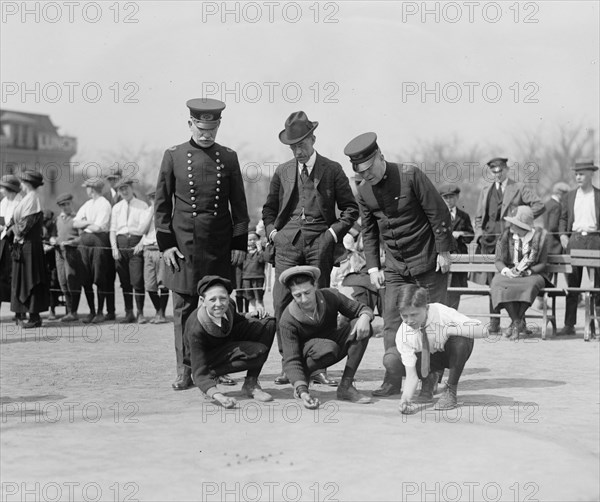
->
left=75, top=196, right=112, bottom=233
left=110, top=198, right=149, bottom=236
left=573, top=188, right=597, bottom=232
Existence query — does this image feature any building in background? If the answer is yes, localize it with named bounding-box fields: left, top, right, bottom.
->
left=1, top=109, right=81, bottom=207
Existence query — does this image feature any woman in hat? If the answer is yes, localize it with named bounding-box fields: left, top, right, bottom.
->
left=0, top=174, right=23, bottom=311
left=9, top=171, right=50, bottom=327
left=490, top=205, right=551, bottom=340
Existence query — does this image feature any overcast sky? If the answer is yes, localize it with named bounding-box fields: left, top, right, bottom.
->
left=2, top=0, right=599, bottom=177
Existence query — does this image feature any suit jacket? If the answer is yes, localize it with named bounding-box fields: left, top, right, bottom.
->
left=154, top=139, right=249, bottom=295
left=559, top=186, right=600, bottom=236
left=357, top=162, right=453, bottom=276
left=451, top=207, right=474, bottom=254
left=543, top=198, right=562, bottom=254
left=474, top=179, right=545, bottom=241
left=262, top=153, right=358, bottom=252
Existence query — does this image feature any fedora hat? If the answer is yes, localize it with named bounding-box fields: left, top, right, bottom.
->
left=504, top=206, right=534, bottom=231
left=572, top=159, right=599, bottom=172
left=279, top=111, right=318, bottom=145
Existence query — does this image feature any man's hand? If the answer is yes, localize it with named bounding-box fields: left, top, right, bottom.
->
left=300, top=391, right=320, bottom=410
left=231, top=249, right=246, bottom=266
left=133, top=241, right=144, bottom=255
left=163, top=247, right=185, bottom=271
left=369, top=269, right=385, bottom=289
left=436, top=252, right=451, bottom=274
left=452, top=231, right=464, bottom=239
left=213, top=393, right=237, bottom=409
left=399, top=400, right=417, bottom=415
left=351, top=313, right=372, bottom=340
left=560, top=235, right=569, bottom=250
left=112, top=247, right=120, bottom=261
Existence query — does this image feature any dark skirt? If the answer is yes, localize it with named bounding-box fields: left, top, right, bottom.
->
left=490, top=273, right=545, bottom=309
left=11, top=218, right=50, bottom=314
left=0, top=237, right=13, bottom=302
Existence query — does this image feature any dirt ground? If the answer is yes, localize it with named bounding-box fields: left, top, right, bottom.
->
left=1, top=286, right=599, bottom=502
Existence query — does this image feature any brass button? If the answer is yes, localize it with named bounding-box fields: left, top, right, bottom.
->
left=190, top=189, right=195, bottom=193
left=215, top=196, right=219, bottom=200
left=217, top=173, right=221, bottom=178
left=189, top=181, right=193, bottom=186
left=213, top=212, right=217, bottom=216
left=191, top=196, right=196, bottom=201
left=188, top=174, right=193, bottom=178
left=187, top=160, right=192, bottom=164
left=214, top=203, right=218, bottom=208
left=192, top=204, right=197, bottom=209
left=217, top=181, right=221, bottom=185
left=187, top=153, right=192, bottom=157
left=216, top=188, right=220, bottom=192
left=215, top=152, right=220, bottom=156
left=192, top=212, right=197, bottom=217
left=187, top=167, right=192, bottom=171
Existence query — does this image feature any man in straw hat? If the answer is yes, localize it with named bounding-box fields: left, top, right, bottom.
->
left=263, top=111, right=359, bottom=387
left=278, top=266, right=374, bottom=408
left=559, top=159, right=600, bottom=336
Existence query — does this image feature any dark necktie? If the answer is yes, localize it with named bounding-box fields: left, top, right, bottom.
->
left=496, top=182, right=503, bottom=199
left=420, top=326, right=430, bottom=378
left=301, top=164, right=309, bottom=183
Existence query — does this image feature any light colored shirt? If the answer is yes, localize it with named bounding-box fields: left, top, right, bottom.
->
left=396, top=303, right=480, bottom=368
left=140, top=205, right=157, bottom=245
left=297, top=150, right=317, bottom=176
left=110, top=198, right=149, bottom=236
left=0, top=193, right=22, bottom=239
left=75, top=196, right=112, bottom=233
left=572, top=188, right=597, bottom=232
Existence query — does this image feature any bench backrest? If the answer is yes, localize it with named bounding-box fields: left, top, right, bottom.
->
left=449, top=254, right=572, bottom=274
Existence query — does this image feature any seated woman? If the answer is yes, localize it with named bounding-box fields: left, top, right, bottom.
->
left=490, top=206, right=550, bottom=340
left=393, top=284, right=480, bottom=413
left=184, top=275, right=276, bottom=409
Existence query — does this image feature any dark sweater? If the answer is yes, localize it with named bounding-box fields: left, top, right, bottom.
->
left=184, top=299, right=247, bottom=393
left=242, top=249, right=265, bottom=280
left=279, top=288, right=373, bottom=386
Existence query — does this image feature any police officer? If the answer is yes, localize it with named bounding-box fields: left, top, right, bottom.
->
left=155, top=98, right=250, bottom=391
left=344, top=132, right=454, bottom=397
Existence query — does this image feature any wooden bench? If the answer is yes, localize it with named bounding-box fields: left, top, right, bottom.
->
left=566, top=249, right=600, bottom=342
left=448, top=253, right=572, bottom=340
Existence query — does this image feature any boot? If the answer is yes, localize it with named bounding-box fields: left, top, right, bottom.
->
left=372, top=374, right=402, bottom=397
left=337, top=378, right=372, bottom=404
left=415, top=372, right=437, bottom=403
left=172, top=368, right=193, bottom=391
left=435, top=383, right=458, bottom=410
left=242, top=377, right=273, bottom=402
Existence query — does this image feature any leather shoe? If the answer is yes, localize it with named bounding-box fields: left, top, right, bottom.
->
left=559, top=326, right=576, bottom=336
left=242, top=377, right=273, bottom=402
left=20, top=319, right=42, bottom=329
left=172, top=372, right=193, bottom=391
left=311, top=372, right=338, bottom=386
left=105, top=312, right=116, bottom=321
left=337, top=383, right=372, bottom=404
left=372, top=381, right=402, bottom=397
left=91, top=314, right=106, bottom=324
left=82, top=313, right=95, bottom=324
left=274, top=372, right=290, bottom=385
left=120, top=311, right=136, bottom=324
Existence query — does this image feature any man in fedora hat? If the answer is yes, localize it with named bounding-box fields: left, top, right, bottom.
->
left=343, top=132, right=453, bottom=397
left=544, top=181, right=572, bottom=255
left=559, top=160, right=600, bottom=336
left=262, top=111, right=359, bottom=387
left=104, top=171, right=123, bottom=206
left=185, top=275, right=276, bottom=408
left=438, top=184, right=474, bottom=310
left=109, top=179, right=149, bottom=323
left=473, top=157, right=545, bottom=335
left=278, top=266, right=374, bottom=408
left=155, top=98, right=250, bottom=391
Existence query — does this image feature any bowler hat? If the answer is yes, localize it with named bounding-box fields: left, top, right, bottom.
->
left=0, top=174, right=21, bottom=193
left=279, top=111, right=318, bottom=145
left=279, top=265, right=321, bottom=287
left=344, top=132, right=379, bottom=172
left=572, top=159, right=599, bottom=172
left=197, top=275, right=233, bottom=296
left=19, top=170, right=44, bottom=188
left=187, top=98, right=226, bottom=128
left=56, top=193, right=73, bottom=205
left=504, top=206, right=534, bottom=231
left=438, top=184, right=461, bottom=197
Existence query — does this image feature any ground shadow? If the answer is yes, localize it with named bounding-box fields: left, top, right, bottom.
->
left=0, top=394, right=67, bottom=404
left=460, top=378, right=565, bottom=391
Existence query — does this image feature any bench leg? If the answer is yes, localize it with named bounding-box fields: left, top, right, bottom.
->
left=584, top=293, right=591, bottom=342
left=541, top=293, right=548, bottom=340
